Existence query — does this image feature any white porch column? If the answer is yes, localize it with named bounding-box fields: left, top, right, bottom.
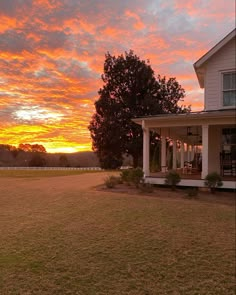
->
left=180, top=142, right=185, bottom=168
left=201, top=124, right=209, bottom=179
left=142, top=122, right=150, bottom=177
left=161, top=136, right=167, bottom=172
left=172, top=140, right=177, bottom=170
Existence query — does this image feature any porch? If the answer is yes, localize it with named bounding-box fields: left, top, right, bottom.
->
left=133, top=110, right=236, bottom=189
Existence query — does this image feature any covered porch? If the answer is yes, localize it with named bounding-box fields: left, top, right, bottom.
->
left=133, top=110, right=236, bottom=189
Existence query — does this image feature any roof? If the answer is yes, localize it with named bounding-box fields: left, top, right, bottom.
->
left=194, top=28, right=236, bottom=88
left=132, top=109, right=236, bottom=128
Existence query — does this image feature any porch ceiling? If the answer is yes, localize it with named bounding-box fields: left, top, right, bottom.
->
left=133, top=109, right=236, bottom=145
left=163, top=126, right=202, bottom=144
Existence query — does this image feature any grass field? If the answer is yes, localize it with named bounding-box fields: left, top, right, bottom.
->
left=0, top=169, right=101, bottom=178
left=0, top=172, right=235, bottom=294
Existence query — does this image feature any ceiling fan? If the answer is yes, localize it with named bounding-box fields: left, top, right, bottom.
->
left=187, top=127, right=200, bottom=136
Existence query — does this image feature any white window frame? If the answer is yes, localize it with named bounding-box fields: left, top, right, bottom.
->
left=221, top=70, right=236, bottom=108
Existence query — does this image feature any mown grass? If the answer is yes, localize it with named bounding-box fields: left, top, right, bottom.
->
left=0, top=177, right=235, bottom=294
left=0, top=169, right=101, bottom=178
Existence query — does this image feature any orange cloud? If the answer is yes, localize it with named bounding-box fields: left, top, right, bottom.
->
left=0, top=16, right=17, bottom=33
left=125, top=10, right=145, bottom=30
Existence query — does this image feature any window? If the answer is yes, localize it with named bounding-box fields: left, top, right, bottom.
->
left=222, top=128, right=236, bottom=160
left=223, top=72, right=236, bottom=107
left=221, top=128, right=236, bottom=176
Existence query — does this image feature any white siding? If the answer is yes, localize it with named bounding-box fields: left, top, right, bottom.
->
left=205, top=39, right=236, bottom=111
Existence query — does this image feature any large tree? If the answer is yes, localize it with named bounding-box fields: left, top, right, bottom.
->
left=89, top=50, right=189, bottom=169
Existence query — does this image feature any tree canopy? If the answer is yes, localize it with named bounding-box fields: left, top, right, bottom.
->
left=18, top=143, right=46, bottom=153
left=89, top=50, right=190, bottom=169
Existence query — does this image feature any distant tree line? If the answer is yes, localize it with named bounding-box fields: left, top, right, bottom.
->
left=0, top=143, right=47, bottom=167
left=0, top=144, right=100, bottom=168
left=0, top=143, right=46, bottom=153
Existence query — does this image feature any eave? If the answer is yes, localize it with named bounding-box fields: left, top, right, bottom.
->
left=132, top=109, right=236, bottom=128
left=194, top=28, right=236, bottom=88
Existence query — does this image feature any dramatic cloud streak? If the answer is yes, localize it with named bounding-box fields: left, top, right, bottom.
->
left=0, top=0, right=235, bottom=152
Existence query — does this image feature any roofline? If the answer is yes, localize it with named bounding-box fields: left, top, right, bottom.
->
left=194, top=28, right=236, bottom=88
left=132, top=109, right=236, bottom=125
left=194, top=28, right=236, bottom=69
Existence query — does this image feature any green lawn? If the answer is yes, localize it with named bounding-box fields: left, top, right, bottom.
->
left=0, top=175, right=235, bottom=294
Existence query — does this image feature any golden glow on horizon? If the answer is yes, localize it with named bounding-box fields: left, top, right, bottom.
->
left=46, top=145, right=91, bottom=153
left=39, top=138, right=92, bottom=153
left=3, top=142, right=92, bottom=154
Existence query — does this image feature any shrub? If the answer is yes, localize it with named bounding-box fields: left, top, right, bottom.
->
left=120, top=168, right=144, bottom=187
left=204, top=172, right=223, bottom=194
left=120, top=169, right=131, bottom=184
left=130, top=168, right=144, bottom=188
left=104, top=175, right=121, bottom=188
left=165, top=170, right=181, bottom=191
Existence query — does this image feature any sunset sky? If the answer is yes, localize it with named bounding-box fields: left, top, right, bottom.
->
left=0, top=0, right=235, bottom=153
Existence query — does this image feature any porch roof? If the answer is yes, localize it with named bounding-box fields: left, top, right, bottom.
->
left=132, top=109, right=236, bottom=128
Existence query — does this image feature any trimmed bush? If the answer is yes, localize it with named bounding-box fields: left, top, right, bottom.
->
left=104, top=175, right=121, bottom=188
left=165, top=170, right=181, bottom=191
left=120, top=168, right=144, bottom=187
left=130, top=168, right=144, bottom=188
left=204, top=172, right=223, bottom=194
left=120, top=169, right=131, bottom=184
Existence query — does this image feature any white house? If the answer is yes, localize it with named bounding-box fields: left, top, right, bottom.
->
left=133, top=29, right=236, bottom=189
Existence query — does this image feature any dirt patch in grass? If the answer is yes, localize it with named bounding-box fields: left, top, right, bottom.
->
left=0, top=172, right=235, bottom=294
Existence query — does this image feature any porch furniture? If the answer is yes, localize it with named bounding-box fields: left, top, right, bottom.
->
left=183, top=162, right=192, bottom=174
left=161, top=165, right=168, bottom=173
left=220, top=152, right=233, bottom=176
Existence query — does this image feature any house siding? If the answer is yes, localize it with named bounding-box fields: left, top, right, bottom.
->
left=205, top=39, right=236, bottom=111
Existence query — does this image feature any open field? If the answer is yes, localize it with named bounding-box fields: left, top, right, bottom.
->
left=0, top=169, right=103, bottom=178
left=0, top=172, right=235, bottom=294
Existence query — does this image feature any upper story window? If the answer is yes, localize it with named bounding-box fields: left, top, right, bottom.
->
left=223, top=71, right=236, bottom=107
